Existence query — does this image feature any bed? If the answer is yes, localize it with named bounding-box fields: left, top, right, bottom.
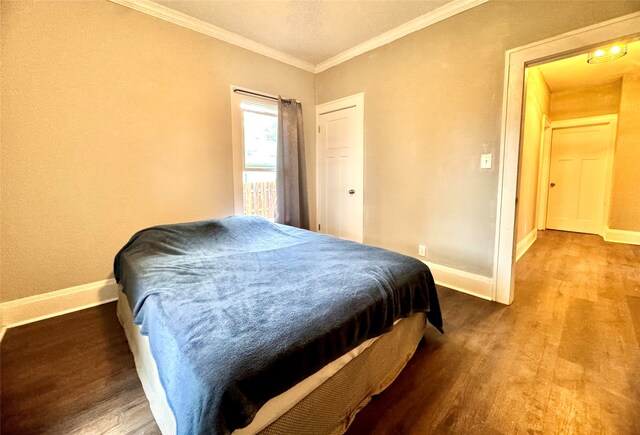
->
left=114, top=216, right=443, bottom=435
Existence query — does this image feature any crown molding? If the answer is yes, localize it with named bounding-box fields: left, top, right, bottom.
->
left=109, top=0, right=488, bottom=75
left=314, top=0, right=489, bottom=73
left=108, top=0, right=316, bottom=73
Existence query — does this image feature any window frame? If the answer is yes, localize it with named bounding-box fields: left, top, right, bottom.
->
left=240, top=105, right=277, bottom=173
left=230, top=87, right=279, bottom=216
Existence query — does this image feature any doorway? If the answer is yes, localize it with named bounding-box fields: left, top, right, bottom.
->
left=315, top=93, right=365, bottom=243
left=544, top=117, right=617, bottom=235
left=494, top=12, right=640, bottom=304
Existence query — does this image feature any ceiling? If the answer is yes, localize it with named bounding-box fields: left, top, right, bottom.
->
left=153, top=0, right=453, bottom=65
left=538, top=39, right=640, bottom=92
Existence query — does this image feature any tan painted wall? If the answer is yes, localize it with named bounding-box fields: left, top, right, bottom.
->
left=516, top=68, right=550, bottom=244
left=550, top=81, right=621, bottom=121
left=315, top=1, right=640, bottom=276
left=610, top=73, right=640, bottom=231
left=0, top=1, right=315, bottom=302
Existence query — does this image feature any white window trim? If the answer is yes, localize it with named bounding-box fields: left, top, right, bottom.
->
left=230, top=86, right=278, bottom=215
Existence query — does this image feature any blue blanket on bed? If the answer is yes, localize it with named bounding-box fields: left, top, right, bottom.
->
left=114, top=216, right=443, bottom=435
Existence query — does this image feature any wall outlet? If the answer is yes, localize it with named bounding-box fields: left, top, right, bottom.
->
left=480, top=153, right=492, bottom=169
left=418, top=244, right=426, bottom=257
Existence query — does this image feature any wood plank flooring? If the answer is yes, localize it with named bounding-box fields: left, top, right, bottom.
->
left=2, top=230, right=639, bottom=434
left=1, top=303, right=159, bottom=434
left=347, top=230, right=640, bottom=434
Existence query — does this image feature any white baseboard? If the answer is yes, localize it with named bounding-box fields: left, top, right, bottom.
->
left=0, top=279, right=119, bottom=330
left=423, top=261, right=494, bottom=300
left=516, top=228, right=537, bottom=261
left=0, top=260, right=496, bottom=336
left=604, top=227, right=640, bottom=245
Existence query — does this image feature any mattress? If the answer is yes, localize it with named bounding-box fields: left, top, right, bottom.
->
left=117, top=289, right=427, bottom=434
left=114, top=216, right=442, bottom=434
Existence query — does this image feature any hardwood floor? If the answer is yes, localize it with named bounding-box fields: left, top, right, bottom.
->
left=347, top=231, right=640, bottom=434
left=1, top=303, right=159, bottom=434
left=2, top=230, right=639, bottom=434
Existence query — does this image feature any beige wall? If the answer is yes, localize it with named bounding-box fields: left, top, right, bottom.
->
left=550, top=81, right=621, bottom=121
left=610, top=73, right=640, bottom=231
left=3, top=1, right=639, bottom=302
left=516, top=68, right=550, bottom=244
left=0, top=0, right=315, bottom=302
left=316, top=1, right=640, bottom=276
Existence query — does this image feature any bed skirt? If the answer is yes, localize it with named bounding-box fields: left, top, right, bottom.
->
left=117, top=288, right=426, bottom=435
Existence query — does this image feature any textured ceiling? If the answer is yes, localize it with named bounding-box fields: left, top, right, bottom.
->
left=538, top=39, right=640, bottom=92
left=153, top=0, right=451, bottom=64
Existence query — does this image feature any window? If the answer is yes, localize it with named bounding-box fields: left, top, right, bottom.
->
left=242, top=104, right=277, bottom=169
left=231, top=91, right=278, bottom=221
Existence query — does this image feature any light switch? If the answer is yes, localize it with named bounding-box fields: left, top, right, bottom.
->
left=480, top=153, right=492, bottom=169
left=418, top=244, right=426, bottom=257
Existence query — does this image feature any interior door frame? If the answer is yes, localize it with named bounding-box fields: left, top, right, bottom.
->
left=535, top=115, right=552, bottom=230
left=315, top=93, right=365, bottom=242
left=493, top=12, right=640, bottom=305
left=539, top=115, right=618, bottom=236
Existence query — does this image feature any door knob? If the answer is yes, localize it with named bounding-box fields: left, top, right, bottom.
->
left=550, top=182, right=556, bottom=188
left=348, top=189, right=355, bottom=195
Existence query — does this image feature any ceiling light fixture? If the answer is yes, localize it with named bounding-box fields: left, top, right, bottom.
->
left=587, top=43, right=627, bottom=64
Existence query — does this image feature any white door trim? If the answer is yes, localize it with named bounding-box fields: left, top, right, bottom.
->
left=547, top=114, right=618, bottom=237
left=315, top=93, right=365, bottom=241
left=549, top=114, right=618, bottom=129
left=317, top=93, right=365, bottom=116
left=535, top=115, right=552, bottom=230
left=493, top=12, right=640, bottom=305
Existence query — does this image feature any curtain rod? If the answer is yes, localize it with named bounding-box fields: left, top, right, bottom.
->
left=233, top=88, right=278, bottom=101
left=233, top=88, right=299, bottom=103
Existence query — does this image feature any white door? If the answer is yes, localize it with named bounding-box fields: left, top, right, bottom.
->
left=546, top=124, right=610, bottom=234
left=316, top=94, right=364, bottom=242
